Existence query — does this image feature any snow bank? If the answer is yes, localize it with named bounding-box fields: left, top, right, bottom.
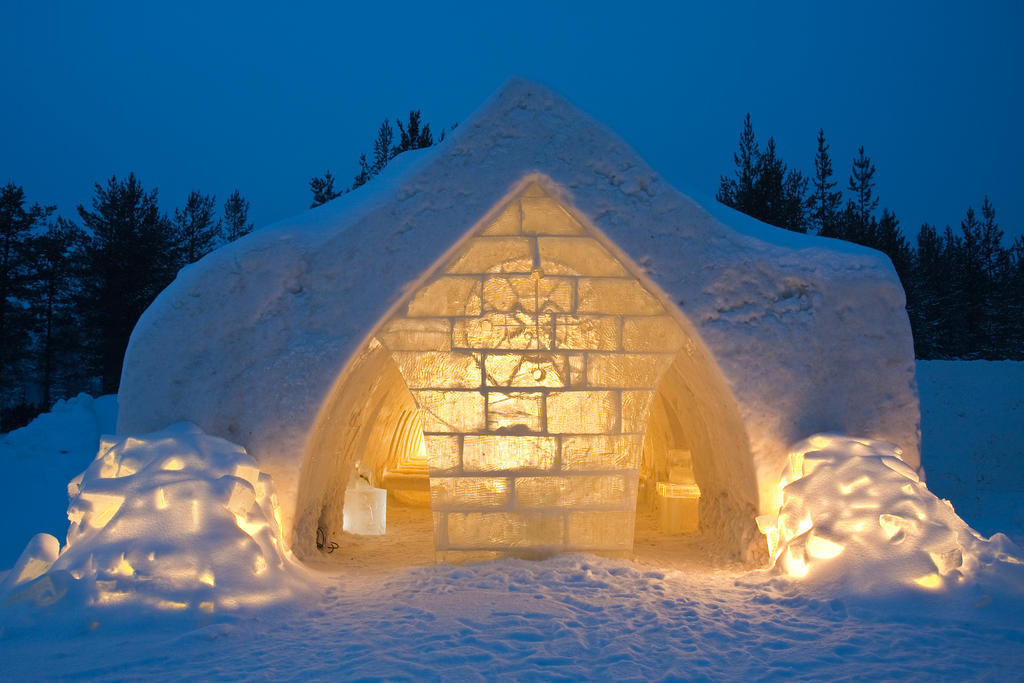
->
left=759, top=434, right=1024, bottom=596
left=0, top=393, right=117, bottom=568
left=2, top=423, right=302, bottom=620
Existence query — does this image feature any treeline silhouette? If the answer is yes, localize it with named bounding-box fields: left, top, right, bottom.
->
left=718, top=115, right=1023, bottom=361
left=1, top=178, right=252, bottom=430
left=2, top=110, right=1019, bottom=431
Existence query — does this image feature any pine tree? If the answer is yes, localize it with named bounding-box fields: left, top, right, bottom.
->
left=29, top=217, right=86, bottom=407
left=1006, top=236, right=1024, bottom=359
left=395, top=110, right=433, bottom=154
left=0, top=184, right=53, bottom=404
left=310, top=170, right=344, bottom=208
left=874, top=209, right=912, bottom=282
left=372, top=119, right=394, bottom=174
left=908, top=223, right=954, bottom=358
left=77, top=173, right=176, bottom=393
left=717, top=115, right=807, bottom=232
left=809, top=129, right=843, bottom=237
left=717, top=114, right=759, bottom=211
left=352, top=155, right=372, bottom=189
left=173, top=190, right=222, bottom=266
left=223, top=189, right=253, bottom=241
left=844, top=146, right=879, bottom=242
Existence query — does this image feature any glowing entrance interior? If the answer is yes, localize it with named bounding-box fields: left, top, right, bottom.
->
left=295, top=179, right=758, bottom=562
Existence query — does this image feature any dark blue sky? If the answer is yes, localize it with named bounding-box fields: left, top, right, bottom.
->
left=3, top=2, right=1021, bottom=241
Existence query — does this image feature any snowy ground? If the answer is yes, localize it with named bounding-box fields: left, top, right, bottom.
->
left=1, top=361, right=1022, bottom=679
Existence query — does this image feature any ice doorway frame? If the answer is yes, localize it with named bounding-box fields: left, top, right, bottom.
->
left=292, top=176, right=760, bottom=564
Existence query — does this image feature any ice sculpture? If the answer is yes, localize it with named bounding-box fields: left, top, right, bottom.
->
left=342, top=477, right=387, bottom=536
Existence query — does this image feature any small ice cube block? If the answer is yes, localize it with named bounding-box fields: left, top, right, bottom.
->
left=343, top=481, right=387, bottom=535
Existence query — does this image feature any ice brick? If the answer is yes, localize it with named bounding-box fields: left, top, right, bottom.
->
left=453, top=312, right=553, bottom=351
left=462, top=435, right=556, bottom=472
left=376, top=318, right=451, bottom=352
left=429, top=476, right=509, bottom=508
left=480, top=203, right=521, bottom=236
left=567, top=511, right=635, bottom=549
left=586, top=353, right=673, bottom=388
left=485, top=353, right=569, bottom=388
left=445, top=237, right=534, bottom=274
left=554, top=315, right=620, bottom=351
left=515, top=474, right=630, bottom=508
left=546, top=390, right=618, bottom=433
left=538, top=237, right=627, bottom=277
left=407, top=276, right=482, bottom=317
left=424, top=435, right=461, bottom=473
left=577, top=278, right=663, bottom=315
left=412, top=390, right=486, bottom=432
left=445, top=511, right=565, bottom=548
left=391, top=351, right=482, bottom=389
left=487, top=392, right=543, bottom=432
left=560, top=434, right=643, bottom=471
left=510, top=275, right=573, bottom=313
left=622, top=315, right=686, bottom=352
left=483, top=275, right=573, bottom=314
left=621, top=391, right=655, bottom=432
left=521, top=197, right=584, bottom=235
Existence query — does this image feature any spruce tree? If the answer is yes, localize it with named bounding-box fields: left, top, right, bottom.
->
left=173, top=190, right=221, bottom=266
left=223, top=189, right=253, bottom=241
left=77, top=173, right=176, bottom=393
left=717, top=114, right=759, bottom=212
left=717, top=115, right=807, bottom=233
left=809, top=129, right=843, bottom=237
left=843, top=146, right=880, bottom=243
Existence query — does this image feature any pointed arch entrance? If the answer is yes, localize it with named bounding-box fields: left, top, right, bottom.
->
left=293, top=177, right=759, bottom=564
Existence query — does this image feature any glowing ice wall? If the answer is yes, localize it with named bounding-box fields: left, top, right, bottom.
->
left=375, top=183, right=687, bottom=558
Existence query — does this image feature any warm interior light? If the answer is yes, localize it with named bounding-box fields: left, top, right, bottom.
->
left=369, top=182, right=689, bottom=557
left=912, top=573, right=943, bottom=589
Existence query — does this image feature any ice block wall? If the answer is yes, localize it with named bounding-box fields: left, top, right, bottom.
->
left=375, top=183, right=688, bottom=559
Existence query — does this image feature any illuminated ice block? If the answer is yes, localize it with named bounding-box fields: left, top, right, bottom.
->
left=407, top=276, right=482, bottom=317
left=521, top=196, right=584, bottom=235
left=656, top=482, right=700, bottom=534
left=377, top=318, right=451, bottom=351
left=484, top=353, right=568, bottom=388
left=453, top=312, right=553, bottom=350
left=553, top=314, right=620, bottom=350
left=577, top=278, right=664, bottom=315
left=538, top=237, right=627, bottom=277
left=622, top=316, right=687, bottom=352
left=480, top=203, right=522, bottom=235
left=445, top=237, right=533, bottom=274
left=391, top=350, right=482, bottom=389
left=342, top=479, right=387, bottom=535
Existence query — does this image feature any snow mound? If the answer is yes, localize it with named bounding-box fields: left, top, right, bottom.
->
left=758, top=434, right=1024, bottom=595
left=3, top=423, right=300, bottom=616
left=0, top=393, right=118, bottom=568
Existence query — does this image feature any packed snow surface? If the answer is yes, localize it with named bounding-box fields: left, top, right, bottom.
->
left=1, top=361, right=1022, bottom=678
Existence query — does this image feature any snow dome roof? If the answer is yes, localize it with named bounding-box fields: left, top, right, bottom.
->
left=116, top=78, right=919, bottom=553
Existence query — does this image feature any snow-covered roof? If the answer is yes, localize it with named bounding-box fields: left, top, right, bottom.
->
left=117, top=78, right=919, bottom=548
